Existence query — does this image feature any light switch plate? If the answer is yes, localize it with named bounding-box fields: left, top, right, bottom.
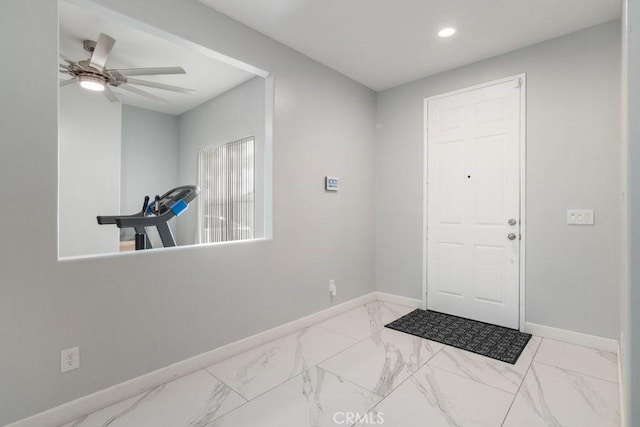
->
left=567, top=209, right=594, bottom=225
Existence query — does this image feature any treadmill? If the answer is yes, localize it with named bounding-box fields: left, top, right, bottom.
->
left=97, top=185, right=200, bottom=250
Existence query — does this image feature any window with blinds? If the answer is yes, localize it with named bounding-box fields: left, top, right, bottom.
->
left=197, top=136, right=255, bottom=243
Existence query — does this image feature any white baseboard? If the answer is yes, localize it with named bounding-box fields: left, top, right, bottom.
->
left=375, top=292, right=422, bottom=309
left=523, top=322, right=618, bottom=353
left=618, top=340, right=626, bottom=427
left=8, top=292, right=378, bottom=427
left=15, top=294, right=620, bottom=427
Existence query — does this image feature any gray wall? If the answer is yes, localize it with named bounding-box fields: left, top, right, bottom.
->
left=59, top=83, right=121, bottom=257
left=624, top=0, right=639, bottom=424
left=121, top=105, right=179, bottom=241
left=375, top=21, right=622, bottom=339
left=177, top=77, right=266, bottom=245
left=0, top=0, right=376, bottom=423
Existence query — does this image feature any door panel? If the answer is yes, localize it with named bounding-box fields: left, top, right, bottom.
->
left=437, top=242, right=465, bottom=296
left=473, top=245, right=505, bottom=303
left=438, top=140, right=465, bottom=224
left=473, top=134, right=505, bottom=225
left=427, top=79, right=521, bottom=329
left=439, top=106, right=465, bottom=131
left=475, top=97, right=505, bottom=125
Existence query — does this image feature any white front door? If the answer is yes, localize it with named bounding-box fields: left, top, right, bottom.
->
left=426, top=78, right=522, bottom=329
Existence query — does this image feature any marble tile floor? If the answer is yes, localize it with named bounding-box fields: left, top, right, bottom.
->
left=61, top=300, right=620, bottom=427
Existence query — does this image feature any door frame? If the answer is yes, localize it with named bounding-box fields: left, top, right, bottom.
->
left=422, top=73, right=527, bottom=331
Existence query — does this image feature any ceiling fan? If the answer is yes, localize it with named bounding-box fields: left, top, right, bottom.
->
left=59, top=33, right=195, bottom=103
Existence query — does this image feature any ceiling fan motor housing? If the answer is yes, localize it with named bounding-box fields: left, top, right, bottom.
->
left=67, top=61, right=114, bottom=85
left=83, top=39, right=97, bottom=53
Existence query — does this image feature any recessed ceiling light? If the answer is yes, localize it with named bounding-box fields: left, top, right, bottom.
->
left=438, top=27, right=456, bottom=38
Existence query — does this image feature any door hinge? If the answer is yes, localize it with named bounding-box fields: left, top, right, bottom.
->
left=514, top=78, right=522, bottom=89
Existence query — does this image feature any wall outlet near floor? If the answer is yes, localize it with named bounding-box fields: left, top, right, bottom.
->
left=329, top=279, right=337, bottom=296
left=61, top=347, right=80, bottom=373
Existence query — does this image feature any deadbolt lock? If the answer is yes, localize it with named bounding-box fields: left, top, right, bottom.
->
left=508, top=218, right=517, bottom=226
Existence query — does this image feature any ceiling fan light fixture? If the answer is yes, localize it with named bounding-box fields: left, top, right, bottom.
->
left=79, top=75, right=106, bottom=91
left=438, top=27, right=456, bottom=38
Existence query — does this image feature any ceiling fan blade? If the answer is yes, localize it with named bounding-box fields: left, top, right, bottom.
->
left=125, top=78, right=195, bottom=94
left=89, top=33, right=116, bottom=71
left=117, top=84, right=169, bottom=103
left=59, top=53, right=74, bottom=65
left=104, top=86, right=120, bottom=103
left=110, top=67, right=186, bottom=77
left=59, top=63, right=69, bottom=69
left=60, top=79, right=76, bottom=87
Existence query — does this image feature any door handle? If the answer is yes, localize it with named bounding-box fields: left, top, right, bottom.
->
left=507, top=233, right=517, bottom=240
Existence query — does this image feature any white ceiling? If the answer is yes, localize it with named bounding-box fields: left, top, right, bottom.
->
left=198, top=0, right=621, bottom=91
left=59, top=1, right=258, bottom=115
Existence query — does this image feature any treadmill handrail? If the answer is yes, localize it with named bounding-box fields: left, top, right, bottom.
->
left=97, top=185, right=199, bottom=250
left=115, top=208, right=177, bottom=228
left=97, top=211, right=143, bottom=225
left=97, top=185, right=200, bottom=229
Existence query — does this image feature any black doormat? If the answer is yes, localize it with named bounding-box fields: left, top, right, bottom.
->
left=385, top=309, right=531, bottom=364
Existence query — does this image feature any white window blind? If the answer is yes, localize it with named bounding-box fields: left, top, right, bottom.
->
left=197, top=136, right=255, bottom=243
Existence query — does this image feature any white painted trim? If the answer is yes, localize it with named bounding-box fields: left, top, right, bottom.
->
left=422, top=98, right=429, bottom=311
left=518, top=74, right=527, bottom=332
left=425, top=74, right=526, bottom=102
left=7, top=292, right=377, bottom=427
left=375, top=292, right=422, bottom=309
left=263, top=74, right=274, bottom=239
left=422, top=73, right=527, bottom=328
left=618, top=340, right=626, bottom=427
left=523, top=322, right=618, bottom=353
left=10, top=292, right=622, bottom=427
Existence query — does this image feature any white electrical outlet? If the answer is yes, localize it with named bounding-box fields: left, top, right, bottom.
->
left=61, top=347, right=80, bottom=373
left=329, top=279, right=337, bottom=296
